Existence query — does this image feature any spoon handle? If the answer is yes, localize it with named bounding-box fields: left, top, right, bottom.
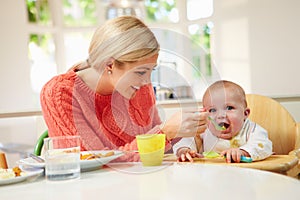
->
left=208, top=116, right=226, bottom=131
left=29, top=153, right=45, bottom=163
left=240, top=156, right=253, bottom=163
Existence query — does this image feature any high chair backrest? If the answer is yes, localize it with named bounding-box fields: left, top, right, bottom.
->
left=246, top=94, right=300, bottom=155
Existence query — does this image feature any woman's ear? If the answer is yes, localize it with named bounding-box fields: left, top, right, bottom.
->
left=105, top=58, right=115, bottom=70
left=104, top=58, right=115, bottom=75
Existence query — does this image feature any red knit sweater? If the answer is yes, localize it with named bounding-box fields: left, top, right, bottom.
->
left=40, top=70, right=162, bottom=154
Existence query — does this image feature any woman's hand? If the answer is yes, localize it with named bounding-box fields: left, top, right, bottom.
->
left=116, top=139, right=140, bottom=162
left=118, top=139, right=138, bottom=151
left=162, top=110, right=208, bottom=140
left=177, top=147, right=203, bottom=162
left=221, top=148, right=250, bottom=163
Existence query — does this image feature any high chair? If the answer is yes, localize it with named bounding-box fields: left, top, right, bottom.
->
left=246, top=94, right=300, bottom=177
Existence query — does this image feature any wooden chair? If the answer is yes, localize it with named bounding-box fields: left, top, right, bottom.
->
left=246, top=94, right=300, bottom=155
left=246, top=94, right=300, bottom=177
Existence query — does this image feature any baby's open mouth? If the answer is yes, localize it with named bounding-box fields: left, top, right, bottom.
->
left=218, top=122, right=230, bottom=129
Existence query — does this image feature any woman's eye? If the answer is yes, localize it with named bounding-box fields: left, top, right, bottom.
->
left=136, top=71, right=146, bottom=75
left=226, top=106, right=234, bottom=110
left=209, top=108, right=216, bottom=113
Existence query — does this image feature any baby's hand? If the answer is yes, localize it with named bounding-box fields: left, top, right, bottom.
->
left=221, top=148, right=250, bottom=163
left=177, top=147, right=203, bottom=162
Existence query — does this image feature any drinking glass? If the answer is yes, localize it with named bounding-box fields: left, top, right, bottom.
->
left=44, top=135, right=80, bottom=181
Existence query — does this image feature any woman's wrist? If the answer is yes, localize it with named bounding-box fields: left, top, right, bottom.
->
left=159, top=124, right=175, bottom=142
left=157, top=124, right=173, bottom=144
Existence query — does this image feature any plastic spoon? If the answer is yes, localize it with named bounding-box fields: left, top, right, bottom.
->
left=29, top=153, right=45, bottom=163
left=240, top=156, right=253, bottom=163
left=208, top=116, right=226, bottom=131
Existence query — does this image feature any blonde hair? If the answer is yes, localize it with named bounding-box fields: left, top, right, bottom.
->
left=72, top=16, right=159, bottom=72
left=203, top=80, right=247, bottom=107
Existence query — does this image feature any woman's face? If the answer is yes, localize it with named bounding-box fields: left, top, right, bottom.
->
left=203, top=87, right=250, bottom=140
left=112, top=54, right=158, bottom=99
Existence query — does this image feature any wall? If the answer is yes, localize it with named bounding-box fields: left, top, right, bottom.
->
left=212, top=0, right=300, bottom=96
left=0, top=0, right=38, bottom=113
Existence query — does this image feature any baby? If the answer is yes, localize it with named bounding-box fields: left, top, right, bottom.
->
left=173, top=80, right=273, bottom=163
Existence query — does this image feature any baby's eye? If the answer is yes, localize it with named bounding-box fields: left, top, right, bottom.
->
left=226, top=106, right=234, bottom=110
left=209, top=108, right=217, bottom=113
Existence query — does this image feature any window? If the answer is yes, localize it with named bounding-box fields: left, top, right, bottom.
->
left=62, top=0, right=97, bottom=26
left=187, top=0, right=213, bottom=20
left=145, top=0, right=178, bottom=23
left=26, top=0, right=214, bottom=100
left=27, top=0, right=55, bottom=97
left=105, top=0, right=145, bottom=19
left=27, top=0, right=52, bottom=25
left=28, top=33, right=56, bottom=93
left=145, top=0, right=214, bottom=99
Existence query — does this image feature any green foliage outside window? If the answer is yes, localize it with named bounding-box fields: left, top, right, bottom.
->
left=63, top=0, right=97, bottom=26
left=26, top=0, right=97, bottom=27
left=190, top=24, right=212, bottom=77
left=26, top=0, right=51, bottom=25
left=29, top=34, right=51, bottom=51
left=145, top=0, right=212, bottom=77
left=145, top=0, right=177, bottom=22
left=26, top=0, right=212, bottom=77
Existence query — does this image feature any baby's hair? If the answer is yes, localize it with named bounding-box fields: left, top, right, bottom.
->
left=203, top=80, right=247, bottom=107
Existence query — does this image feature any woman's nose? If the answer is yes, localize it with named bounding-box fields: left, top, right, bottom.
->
left=142, top=76, right=151, bottom=84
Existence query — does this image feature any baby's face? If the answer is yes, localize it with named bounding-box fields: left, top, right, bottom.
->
left=203, top=87, right=250, bottom=140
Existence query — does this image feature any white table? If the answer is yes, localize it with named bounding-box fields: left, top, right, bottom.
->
left=1, top=162, right=300, bottom=200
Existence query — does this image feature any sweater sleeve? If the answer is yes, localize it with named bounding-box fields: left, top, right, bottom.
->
left=41, top=73, right=108, bottom=151
left=40, top=74, right=77, bottom=138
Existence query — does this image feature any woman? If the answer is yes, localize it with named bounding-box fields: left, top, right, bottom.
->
left=40, top=16, right=207, bottom=160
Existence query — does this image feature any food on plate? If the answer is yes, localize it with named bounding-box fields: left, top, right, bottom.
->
left=80, top=151, right=115, bottom=160
left=0, top=152, right=8, bottom=169
left=0, top=166, right=25, bottom=179
left=13, top=166, right=22, bottom=176
left=63, top=148, right=80, bottom=153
